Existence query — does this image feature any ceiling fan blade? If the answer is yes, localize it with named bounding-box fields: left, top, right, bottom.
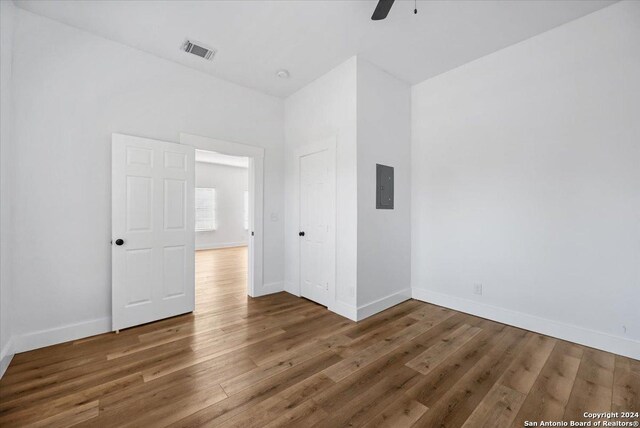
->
left=371, top=0, right=395, bottom=20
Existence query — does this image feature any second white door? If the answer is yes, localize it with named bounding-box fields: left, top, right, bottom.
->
left=299, top=148, right=332, bottom=307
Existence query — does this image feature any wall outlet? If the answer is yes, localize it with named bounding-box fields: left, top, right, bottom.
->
left=473, top=283, right=483, bottom=296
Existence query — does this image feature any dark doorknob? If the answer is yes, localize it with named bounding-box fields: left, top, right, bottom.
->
left=115, top=239, right=125, bottom=246
left=299, top=231, right=305, bottom=237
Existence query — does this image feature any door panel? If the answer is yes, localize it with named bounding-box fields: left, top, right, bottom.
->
left=163, top=245, right=186, bottom=298
left=164, top=151, right=187, bottom=170
left=164, top=179, right=186, bottom=230
left=127, top=146, right=153, bottom=166
left=125, top=248, right=153, bottom=306
left=112, top=133, right=195, bottom=331
left=126, top=176, right=153, bottom=232
left=300, top=149, right=330, bottom=306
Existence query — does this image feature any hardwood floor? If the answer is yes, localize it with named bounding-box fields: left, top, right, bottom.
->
left=0, top=246, right=638, bottom=427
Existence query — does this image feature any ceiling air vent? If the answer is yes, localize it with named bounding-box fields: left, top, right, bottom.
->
left=182, top=39, right=216, bottom=61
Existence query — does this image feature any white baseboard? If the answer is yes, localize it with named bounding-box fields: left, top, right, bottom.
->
left=282, top=280, right=356, bottom=321
left=6, top=279, right=281, bottom=357
left=252, top=281, right=284, bottom=297
left=285, top=288, right=410, bottom=323
left=357, top=288, right=412, bottom=321
left=283, top=280, right=300, bottom=297
left=195, top=242, right=247, bottom=250
left=329, top=300, right=358, bottom=321
left=0, top=337, right=14, bottom=379
left=272, top=283, right=356, bottom=321
left=11, top=317, right=111, bottom=355
left=0, top=336, right=12, bottom=361
left=412, top=287, right=640, bottom=360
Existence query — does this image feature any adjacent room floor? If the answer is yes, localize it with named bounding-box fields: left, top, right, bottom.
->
left=195, top=246, right=249, bottom=314
left=0, top=247, right=637, bottom=427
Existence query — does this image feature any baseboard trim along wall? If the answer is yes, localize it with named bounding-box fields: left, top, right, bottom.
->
left=195, top=242, right=248, bottom=251
left=8, top=284, right=635, bottom=367
left=252, top=281, right=284, bottom=297
left=326, top=289, right=412, bottom=322
left=329, top=300, right=358, bottom=321
left=411, top=287, right=640, bottom=360
left=282, top=283, right=359, bottom=321
left=357, top=288, right=412, bottom=321
left=283, top=280, right=300, bottom=297
left=0, top=338, right=14, bottom=379
left=284, top=288, right=412, bottom=322
left=11, top=317, right=112, bottom=355
left=5, top=278, right=286, bottom=358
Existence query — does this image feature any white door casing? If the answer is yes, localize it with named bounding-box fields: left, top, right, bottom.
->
left=297, top=138, right=336, bottom=308
left=112, top=133, right=195, bottom=331
left=179, top=133, right=264, bottom=297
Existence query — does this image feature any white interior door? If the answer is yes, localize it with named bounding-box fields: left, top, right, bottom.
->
left=299, top=149, right=331, bottom=306
left=112, top=133, right=195, bottom=331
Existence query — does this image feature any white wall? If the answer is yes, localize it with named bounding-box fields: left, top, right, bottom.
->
left=356, top=58, right=411, bottom=312
left=284, top=57, right=358, bottom=312
left=5, top=0, right=638, bottom=362
left=9, top=9, right=284, bottom=353
left=411, top=1, right=640, bottom=358
left=195, top=162, right=249, bottom=250
left=0, top=0, right=17, bottom=374
left=284, top=56, right=412, bottom=320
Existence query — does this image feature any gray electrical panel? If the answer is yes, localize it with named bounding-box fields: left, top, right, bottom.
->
left=376, top=164, right=394, bottom=209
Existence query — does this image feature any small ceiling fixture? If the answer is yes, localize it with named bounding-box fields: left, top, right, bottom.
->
left=276, top=69, right=290, bottom=79
left=182, top=39, right=216, bottom=61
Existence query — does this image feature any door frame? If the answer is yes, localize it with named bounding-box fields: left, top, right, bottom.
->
left=293, top=136, right=337, bottom=308
left=180, top=133, right=265, bottom=298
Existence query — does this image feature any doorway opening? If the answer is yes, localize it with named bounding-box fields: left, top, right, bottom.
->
left=111, top=132, right=266, bottom=332
left=180, top=132, right=265, bottom=299
left=194, top=150, right=250, bottom=309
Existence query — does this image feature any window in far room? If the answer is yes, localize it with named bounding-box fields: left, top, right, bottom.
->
left=195, top=187, right=216, bottom=231
left=244, top=190, right=249, bottom=230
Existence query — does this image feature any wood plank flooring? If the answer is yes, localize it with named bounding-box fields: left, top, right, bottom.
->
left=0, top=246, right=638, bottom=427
